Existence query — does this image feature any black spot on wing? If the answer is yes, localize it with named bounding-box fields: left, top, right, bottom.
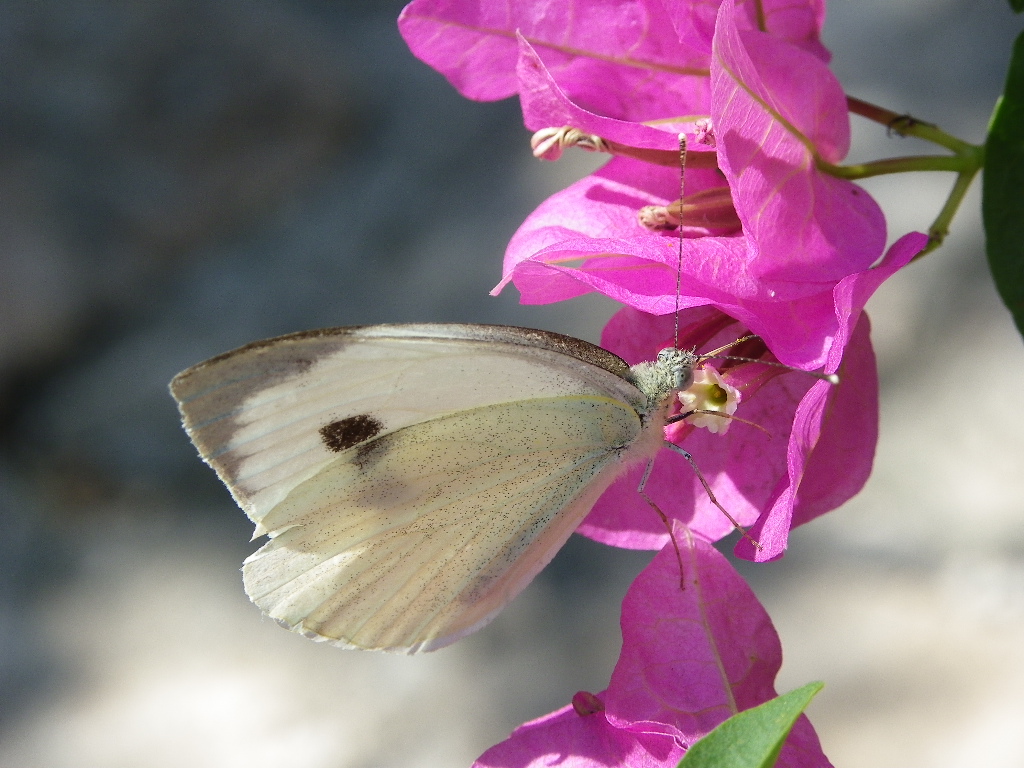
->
left=320, top=414, right=384, bottom=452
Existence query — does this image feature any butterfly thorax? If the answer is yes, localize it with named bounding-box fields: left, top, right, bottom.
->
left=625, top=347, right=699, bottom=417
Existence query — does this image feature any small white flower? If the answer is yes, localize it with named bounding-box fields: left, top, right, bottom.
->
left=677, top=366, right=741, bottom=435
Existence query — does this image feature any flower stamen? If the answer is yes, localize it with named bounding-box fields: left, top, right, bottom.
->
left=638, top=187, right=741, bottom=232
left=531, top=125, right=721, bottom=169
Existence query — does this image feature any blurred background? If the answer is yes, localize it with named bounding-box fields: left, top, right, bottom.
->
left=0, top=1, right=1022, bottom=766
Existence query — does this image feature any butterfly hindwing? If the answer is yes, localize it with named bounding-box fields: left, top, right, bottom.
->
left=243, top=395, right=642, bottom=652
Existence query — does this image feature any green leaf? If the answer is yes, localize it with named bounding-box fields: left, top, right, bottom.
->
left=983, top=30, right=1024, bottom=339
left=1008, top=0, right=1024, bottom=14
left=676, top=683, right=824, bottom=768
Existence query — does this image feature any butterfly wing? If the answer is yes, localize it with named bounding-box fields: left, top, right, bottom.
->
left=170, top=324, right=650, bottom=651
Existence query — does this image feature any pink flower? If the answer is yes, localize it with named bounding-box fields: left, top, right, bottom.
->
left=474, top=531, right=832, bottom=767
left=498, top=163, right=924, bottom=370
left=401, top=0, right=906, bottom=365
left=492, top=0, right=899, bottom=368
left=572, top=237, right=922, bottom=563
left=398, top=4, right=894, bottom=763
left=400, top=0, right=928, bottom=557
left=399, top=0, right=828, bottom=117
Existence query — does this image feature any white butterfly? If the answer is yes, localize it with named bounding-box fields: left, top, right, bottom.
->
left=170, top=323, right=711, bottom=653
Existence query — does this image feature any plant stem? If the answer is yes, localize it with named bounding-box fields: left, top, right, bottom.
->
left=916, top=151, right=985, bottom=257
left=821, top=154, right=968, bottom=179
left=847, top=96, right=976, bottom=154
left=829, top=97, right=987, bottom=257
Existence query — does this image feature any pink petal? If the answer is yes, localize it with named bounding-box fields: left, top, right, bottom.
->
left=667, top=0, right=830, bottom=62
left=830, top=232, right=930, bottom=351
left=604, top=532, right=832, bottom=767
left=516, top=35, right=706, bottom=149
left=788, top=314, right=879, bottom=527
left=732, top=321, right=874, bottom=562
left=399, top=0, right=711, bottom=119
left=711, top=0, right=886, bottom=283
left=714, top=0, right=847, bottom=167
left=400, top=0, right=830, bottom=117
left=726, top=231, right=925, bottom=368
left=734, top=232, right=928, bottom=560
left=607, top=532, right=781, bottom=735
left=499, top=173, right=924, bottom=369
left=496, top=156, right=773, bottom=304
left=473, top=701, right=684, bottom=768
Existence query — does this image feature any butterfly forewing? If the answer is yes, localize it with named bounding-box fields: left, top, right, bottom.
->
left=170, top=325, right=643, bottom=529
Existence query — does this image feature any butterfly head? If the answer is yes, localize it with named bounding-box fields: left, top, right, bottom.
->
left=627, top=347, right=702, bottom=412
left=656, top=347, right=697, bottom=391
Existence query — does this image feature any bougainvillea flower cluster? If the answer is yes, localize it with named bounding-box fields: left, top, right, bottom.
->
left=400, top=0, right=926, bottom=764
left=401, top=0, right=925, bottom=556
left=474, top=532, right=831, bottom=768
left=576, top=267, right=923, bottom=563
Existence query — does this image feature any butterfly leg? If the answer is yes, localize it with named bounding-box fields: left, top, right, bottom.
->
left=637, top=459, right=687, bottom=589
left=662, top=442, right=762, bottom=552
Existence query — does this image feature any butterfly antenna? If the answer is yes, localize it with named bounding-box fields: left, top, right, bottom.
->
left=674, top=133, right=686, bottom=350
left=696, top=334, right=760, bottom=360
left=704, top=354, right=841, bottom=385
left=697, top=335, right=841, bottom=385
